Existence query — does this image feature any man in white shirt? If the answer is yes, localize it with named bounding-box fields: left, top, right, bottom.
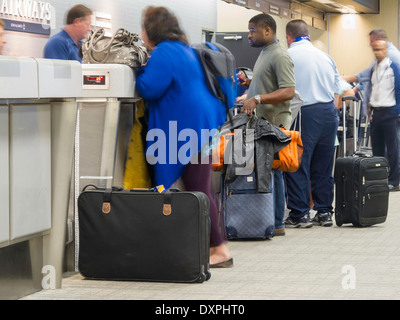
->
left=368, top=40, right=400, bottom=191
left=344, top=29, right=400, bottom=94
left=284, top=20, right=340, bottom=228
left=343, top=29, right=400, bottom=174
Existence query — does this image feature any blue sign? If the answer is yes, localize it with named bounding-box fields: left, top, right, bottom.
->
left=2, top=18, right=50, bottom=36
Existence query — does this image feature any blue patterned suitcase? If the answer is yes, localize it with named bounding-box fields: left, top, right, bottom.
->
left=222, top=171, right=275, bottom=240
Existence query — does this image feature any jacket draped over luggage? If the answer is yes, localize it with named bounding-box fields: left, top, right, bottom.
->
left=222, top=114, right=291, bottom=193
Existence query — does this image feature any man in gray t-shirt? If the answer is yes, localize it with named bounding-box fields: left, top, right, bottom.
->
left=240, top=15, right=295, bottom=129
left=239, top=13, right=296, bottom=236
left=246, top=37, right=296, bottom=129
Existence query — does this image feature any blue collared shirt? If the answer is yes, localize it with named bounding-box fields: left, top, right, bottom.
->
left=44, top=29, right=82, bottom=62
left=288, top=40, right=339, bottom=106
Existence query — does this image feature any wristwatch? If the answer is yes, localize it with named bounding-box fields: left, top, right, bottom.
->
left=254, top=94, right=261, bottom=105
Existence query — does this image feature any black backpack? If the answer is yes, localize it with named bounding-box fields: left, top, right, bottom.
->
left=192, top=42, right=238, bottom=122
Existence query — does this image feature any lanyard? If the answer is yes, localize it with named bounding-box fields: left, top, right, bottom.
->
left=295, top=36, right=310, bottom=42
left=374, top=62, right=390, bottom=85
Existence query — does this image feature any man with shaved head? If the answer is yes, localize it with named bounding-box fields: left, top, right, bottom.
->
left=284, top=19, right=340, bottom=228
left=367, top=40, right=400, bottom=191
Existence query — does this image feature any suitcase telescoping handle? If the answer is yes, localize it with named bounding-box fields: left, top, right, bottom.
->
left=341, top=96, right=359, bottom=157
left=233, top=103, right=243, bottom=116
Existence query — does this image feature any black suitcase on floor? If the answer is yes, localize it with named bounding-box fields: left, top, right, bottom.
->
left=334, top=96, right=389, bottom=227
left=77, top=185, right=211, bottom=283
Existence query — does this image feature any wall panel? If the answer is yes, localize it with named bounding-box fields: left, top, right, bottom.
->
left=1, top=0, right=218, bottom=57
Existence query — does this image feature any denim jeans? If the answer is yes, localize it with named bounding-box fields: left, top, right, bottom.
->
left=397, top=118, right=400, bottom=170
left=273, top=170, right=285, bottom=229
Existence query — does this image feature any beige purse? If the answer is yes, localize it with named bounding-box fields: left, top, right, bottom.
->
left=80, top=28, right=149, bottom=69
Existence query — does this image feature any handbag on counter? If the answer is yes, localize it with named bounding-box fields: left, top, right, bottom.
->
left=80, top=28, right=149, bottom=69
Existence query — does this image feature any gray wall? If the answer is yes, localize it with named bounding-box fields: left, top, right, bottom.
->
left=2, top=0, right=218, bottom=58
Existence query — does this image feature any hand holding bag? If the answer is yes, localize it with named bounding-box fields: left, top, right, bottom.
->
left=80, top=28, right=149, bottom=69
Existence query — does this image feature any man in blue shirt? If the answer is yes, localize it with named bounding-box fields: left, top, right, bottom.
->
left=44, top=4, right=92, bottom=62
left=284, top=20, right=340, bottom=228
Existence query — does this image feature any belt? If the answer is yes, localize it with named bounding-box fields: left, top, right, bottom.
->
left=302, top=101, right=335, bottom=109
left=371, top=106, right=395, bottom=111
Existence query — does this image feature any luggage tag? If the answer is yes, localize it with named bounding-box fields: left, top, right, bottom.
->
left=154, top=185, right=166, bottom=193
left=153, top=185, right=172, bottom=216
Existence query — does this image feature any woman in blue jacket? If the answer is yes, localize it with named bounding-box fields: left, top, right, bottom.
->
left=136, top=6, right=233, bottom=268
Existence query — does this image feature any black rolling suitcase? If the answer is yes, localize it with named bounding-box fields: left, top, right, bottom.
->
left=77, top=185, right=211, bottom=283
left=334, top=96, right=389, bottom=227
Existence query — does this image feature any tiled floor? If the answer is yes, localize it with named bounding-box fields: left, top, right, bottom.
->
left=21, top=190, right=400, bottom=300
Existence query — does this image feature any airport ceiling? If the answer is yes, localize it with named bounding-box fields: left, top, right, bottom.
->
left=292, top=0, right=380, bottom=14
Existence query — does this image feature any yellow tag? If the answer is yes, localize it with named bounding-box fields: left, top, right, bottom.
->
left=155, top=185, right=165, bottom=193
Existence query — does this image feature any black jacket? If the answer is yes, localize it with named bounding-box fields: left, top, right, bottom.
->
left=222, top=114, right=291, bottom=193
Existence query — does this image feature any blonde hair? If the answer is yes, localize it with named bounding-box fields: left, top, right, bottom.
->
left=0, top=19, right=5, bottom=28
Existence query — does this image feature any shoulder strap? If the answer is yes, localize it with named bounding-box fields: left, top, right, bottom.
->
left=205, top=42, right=219, bottom=52
left=204, top=41, right=233, bottom=126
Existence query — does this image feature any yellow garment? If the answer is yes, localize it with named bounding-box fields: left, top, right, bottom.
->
left=123, top=100, right=152, bottom=189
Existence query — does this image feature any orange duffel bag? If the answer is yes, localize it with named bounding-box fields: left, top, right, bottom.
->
left=212, top=132, right=234, bottom=172
left=272, top=129, right=303, bottom=173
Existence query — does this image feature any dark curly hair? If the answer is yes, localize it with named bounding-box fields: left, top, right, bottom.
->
left=142, top=6, right=188, bottom=46
left=249, top=13, right=277, bottom=34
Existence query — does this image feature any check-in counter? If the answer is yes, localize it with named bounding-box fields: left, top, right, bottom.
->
left=0, top=56, right=82, bottom=299
left=36, top=58, right=82, bottom=291
left=1, top=59, right=141, bottom=298
left=0, top=56, right=48, bottom=246
left=0, top=104, right=8, bottom=245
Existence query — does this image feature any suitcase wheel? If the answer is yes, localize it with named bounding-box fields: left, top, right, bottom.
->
left=335, top=211, right=343, bottom=227
left=197, top=271, right=211, bottom=283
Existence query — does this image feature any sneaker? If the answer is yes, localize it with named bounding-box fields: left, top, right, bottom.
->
left=313, top=212, right=333, bottom=227
left=285, top=214, right=313, bottom=229
left=309, top=209, right=318, bottom=221
left=389, top=185, right=400, bottom=192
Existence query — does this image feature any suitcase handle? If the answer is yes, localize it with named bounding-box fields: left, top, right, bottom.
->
left=82, top=184, right=103, bottom=192
left=342, top=96, right=359, bottom=102
left=341, top=96, right=359, bottom=156
left=82, top=185, right=123, bottom=192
